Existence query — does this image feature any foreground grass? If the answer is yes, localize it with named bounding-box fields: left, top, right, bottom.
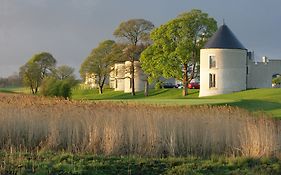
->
left=1, top=151, right=281, bottom=175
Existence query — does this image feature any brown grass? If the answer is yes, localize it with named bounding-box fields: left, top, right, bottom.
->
left=0, top=93, right=280, bottom=157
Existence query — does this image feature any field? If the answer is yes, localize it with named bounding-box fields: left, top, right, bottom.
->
left=0, top=91, right=281, bottom=173
left=1, top=87, right=281, bottom=174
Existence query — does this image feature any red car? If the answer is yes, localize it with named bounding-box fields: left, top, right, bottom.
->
left=188, top=80, right=200, bottom=89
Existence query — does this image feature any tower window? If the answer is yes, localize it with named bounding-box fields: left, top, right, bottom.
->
left=209, top=73, right=216, bottom=88
left=209, top=55, right=216, bottom=69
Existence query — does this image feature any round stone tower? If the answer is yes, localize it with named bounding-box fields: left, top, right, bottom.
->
left=199, top=24, right=247, bottom=97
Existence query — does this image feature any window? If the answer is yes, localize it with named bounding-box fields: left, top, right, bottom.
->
left=209, top=55, right=216, bottom=69
left=209, top=73, right=216, bottom=88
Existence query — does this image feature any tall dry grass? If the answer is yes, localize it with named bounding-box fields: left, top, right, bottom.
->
left=0, top=93, right=280, bottom=157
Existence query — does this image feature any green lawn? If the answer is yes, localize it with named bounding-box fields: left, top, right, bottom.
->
left=207, top=88, right=281, bottom=117
left=2, top=86, right=281, bottom=117
left=72, top=87, right=281, bottom=117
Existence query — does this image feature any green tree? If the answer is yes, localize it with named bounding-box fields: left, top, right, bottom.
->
left=80, top=40, right=117, bottom=94
left=114, top=19, right=154, bottom=96
left=54, top=65, right=75, bottom=80
left=141, top=9, right=217, bottom=96
left=40, top=77, right=75, bottom=100
left=19, top=52, right=56, bottom=94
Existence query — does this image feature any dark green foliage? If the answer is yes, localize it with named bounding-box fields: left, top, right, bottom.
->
left=40, top=77, right=77, bottom=99
left=1, top=151, right=281, bottom=175
left=140, top=9, right=217, bottom=96
left=19, top=52, right=56, bottom=94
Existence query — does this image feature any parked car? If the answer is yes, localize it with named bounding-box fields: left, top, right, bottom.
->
left=188, top=82, right=200, bottom=89
left=177, top=79, right=200, bottom=89
left=162, top=83, right=177, bottom=88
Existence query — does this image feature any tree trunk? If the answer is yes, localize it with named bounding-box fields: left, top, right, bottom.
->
left=98, top=86, right=103, bottom=94
left=30, top=85, right=35, bottom=94
left=144, top=80, right=149, bottom=96
left=98, top=76, right=106, bottom=94
left=182, top=63, right=188, bottom=96
left=131, top=60, right=135, bottom=96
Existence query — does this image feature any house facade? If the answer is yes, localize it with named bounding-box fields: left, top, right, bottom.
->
left=199, top=24, right=281, bottom=97
left=109, top=61, right=147, bottom=93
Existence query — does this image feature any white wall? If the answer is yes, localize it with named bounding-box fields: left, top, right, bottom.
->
left=199, top=49, right=247, bottom=97
left=111, top=63, right=125, bottom=91
left=247, top=59, right=281, bottom=88
left=124, top=61, right=146, bottom=93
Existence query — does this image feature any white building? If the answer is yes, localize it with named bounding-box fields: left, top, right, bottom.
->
left=199, top=24, right=281, bottom=97
left=109, top=61, right=147, bottom=93
left=109, top=60, right=177, bottom=93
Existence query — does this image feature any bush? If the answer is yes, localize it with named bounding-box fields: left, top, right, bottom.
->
left=40, top=77, right=76, bottom=99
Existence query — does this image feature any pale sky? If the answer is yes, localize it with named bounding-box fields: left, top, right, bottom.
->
left=0, top=0, right=280, bottom=77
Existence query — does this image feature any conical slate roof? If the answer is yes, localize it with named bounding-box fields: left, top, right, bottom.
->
left=204, top=24, right=246, bottom=50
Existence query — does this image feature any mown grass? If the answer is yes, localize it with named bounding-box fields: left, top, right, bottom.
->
left=207, top=88, right=281, bottom=117
left=2, top=86, right=281, bottom=116
left=1, top=151, right=281, bottom=175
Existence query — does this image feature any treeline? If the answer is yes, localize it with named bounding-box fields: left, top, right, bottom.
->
left=19, top=9, right=218, bottom=98
left=0, top=74, right=22, bottom=88
left=80, top=9, right=217, bottom=96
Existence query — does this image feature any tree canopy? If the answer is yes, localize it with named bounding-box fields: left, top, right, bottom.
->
left=114, top=19, right=154, bottom=95
left=80, top=40, right=118, bottom=94
left=140, top=9, right=217, bottom=96
left=19, top=52, right=56, bottom=94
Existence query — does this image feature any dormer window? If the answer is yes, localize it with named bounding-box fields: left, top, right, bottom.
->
left=209, top=55, right=216, bottom=69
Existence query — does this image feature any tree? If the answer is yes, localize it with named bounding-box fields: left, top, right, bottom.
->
left=19, top=52, right=56, bottom=94
left=40, top=77, right=76, bottom=100
left=140, top=9, right=217, bottom=96
left=54, top=65, right=75, bottom=80
left=40, top=65, right=77, bottom=99
left=80, top=40, right=117, bottom=94
left=114, top=19, right=154, bottom=96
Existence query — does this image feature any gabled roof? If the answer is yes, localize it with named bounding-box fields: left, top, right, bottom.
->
left=204, top=24, right=246, bottom=50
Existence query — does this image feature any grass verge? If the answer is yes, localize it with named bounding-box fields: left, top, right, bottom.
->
left=1, top=151, right=281, bottom=175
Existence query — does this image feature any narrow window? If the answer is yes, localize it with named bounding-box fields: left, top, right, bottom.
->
left=115, top=79, right=118, bottom=88
left=209, top=55, right=216, bottom=69
left=209, top=73, right=216, bottom=88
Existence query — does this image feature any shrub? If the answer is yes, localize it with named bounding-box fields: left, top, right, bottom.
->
left=40, top=77, right=76, bottom=99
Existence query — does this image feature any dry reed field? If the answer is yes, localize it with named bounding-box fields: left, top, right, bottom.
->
left=0, top=93, right=280, bottom=157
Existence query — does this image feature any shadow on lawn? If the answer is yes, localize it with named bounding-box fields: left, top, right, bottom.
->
left=217, top=99, right=281, bottom=114
left=0, top=89, right=17, bottom=94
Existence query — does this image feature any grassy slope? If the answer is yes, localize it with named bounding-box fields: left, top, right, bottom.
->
left=207, top=88, right=281, bottom=117
left=1, top=152, right=281, bottom=175
left=72, top=87, right=281, bottom=117
left=72, top=88, right=234, bottom=106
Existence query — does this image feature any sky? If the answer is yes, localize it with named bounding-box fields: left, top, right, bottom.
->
left=0, top=0, right=281, bottom=78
